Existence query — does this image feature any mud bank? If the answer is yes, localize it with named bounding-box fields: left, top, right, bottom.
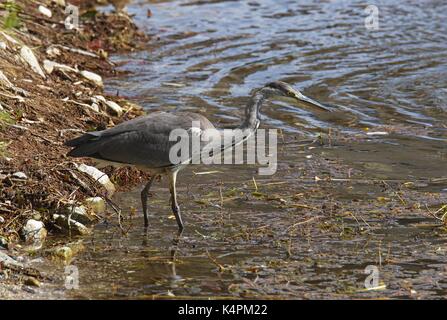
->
left=0, top=0, right=151, bottom=295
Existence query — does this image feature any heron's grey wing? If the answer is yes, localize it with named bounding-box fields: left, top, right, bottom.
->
left=65, top=111, right=169, bottom=147
left=65, top=111, right=216, bottom=168
left=81, top=130, right=175, bottom=167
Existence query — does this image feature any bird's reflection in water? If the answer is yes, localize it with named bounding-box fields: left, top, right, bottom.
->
left=142, top=227, right=184, bottom=282
left=169, top=230, right=183, bottom=281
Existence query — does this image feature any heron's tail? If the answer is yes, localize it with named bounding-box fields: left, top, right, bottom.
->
left=64, top=131, right=103, bottom=157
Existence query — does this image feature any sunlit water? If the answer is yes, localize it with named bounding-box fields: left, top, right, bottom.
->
left=46, top=0, right=447, bottom=299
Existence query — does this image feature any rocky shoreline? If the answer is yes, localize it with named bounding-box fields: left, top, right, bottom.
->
left=0, top=0, right=152, bottom=296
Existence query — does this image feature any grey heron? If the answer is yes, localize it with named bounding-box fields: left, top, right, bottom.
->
left=65, top=81, right=331, bottom=231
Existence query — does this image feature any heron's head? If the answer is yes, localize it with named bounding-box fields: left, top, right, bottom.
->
left=261, top=81, right=331, bottom=112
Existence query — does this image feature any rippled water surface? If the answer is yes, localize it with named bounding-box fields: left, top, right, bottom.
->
left=56, top=0, right=447, bottom=299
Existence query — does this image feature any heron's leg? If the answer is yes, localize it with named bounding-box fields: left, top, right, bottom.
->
left=141, top=175, right=156, bottom=228
left=168, top=170, right=184, bottom=231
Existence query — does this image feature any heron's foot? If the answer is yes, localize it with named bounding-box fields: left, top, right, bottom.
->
left=144, top=218, right=149, bottom=228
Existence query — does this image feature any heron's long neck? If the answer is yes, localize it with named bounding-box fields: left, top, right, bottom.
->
left=239, top=92, right=265, bottom=131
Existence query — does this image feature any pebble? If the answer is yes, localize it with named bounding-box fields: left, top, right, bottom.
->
left=105, top=100, right=123, bottom=117
left=12, top=171, right=28, bottom=179
left=80, top=70, right=103, bottom=87
left=20, top=46, right=46, bottom=79
left=38, top=5, right=52, bottom=18
left=53, top=214, right=90, bottom=236
left=90, top=103, right=100, bottom=113
left=46, top=46, right=61, bottom=58
left=92, top=95, right=107, bottom=103
left=24, top=277, right=41, bottom=287
left=21, top=219, right=47, bottom=245
left=64, top=205, right=94, bottom=225
left=52, top=246, right=73, bottom=263
left=43, top=59, right=77, bottom=75
left=76, top=163, right=116, bottom=196
left=84, top=197, right=106, bottom=214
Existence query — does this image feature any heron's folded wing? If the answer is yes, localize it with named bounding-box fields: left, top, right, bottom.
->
left=84, top=130, right=176, bottom=168
left=66, top=111, right=217, bottom=168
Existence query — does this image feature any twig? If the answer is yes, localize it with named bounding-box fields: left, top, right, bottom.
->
left=426, top=204, right=447, bottom=222
left=104, top=197, right=127, bottom=235
left=285, top=216, right=321, bottom=232
left=206, top=249, right=226, bottom=272
left=29, top=131, right=58, bottom=145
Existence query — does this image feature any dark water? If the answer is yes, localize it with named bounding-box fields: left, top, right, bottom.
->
left=56, top=0, right=447, bottom=299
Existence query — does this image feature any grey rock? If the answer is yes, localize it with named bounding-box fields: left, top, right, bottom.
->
left=53, top=214, right=90, bottom=236
left=21, top=219, right=47, bottom=246
left=84, top=197, right=106, bottom=214
left=64, top=205, right=94, bottom=225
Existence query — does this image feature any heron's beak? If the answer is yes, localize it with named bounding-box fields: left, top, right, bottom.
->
left=291, top=90, right=331, bottom=112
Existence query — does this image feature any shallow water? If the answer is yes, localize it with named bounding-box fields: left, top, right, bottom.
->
left=59, top=0, right=447, bottom=298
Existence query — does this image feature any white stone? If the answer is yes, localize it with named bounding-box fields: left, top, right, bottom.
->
left=12, top=171, right=28, bottom=179
left=20, top=46, right=46, bottom=79
left=52, top=246, right=73, bottom=262
left=80, top=70, right=103, bottom=87
left=21, top=219, right=47, bottom=244
left=105, top=100, right=123, bottom=117
left=93, top=95, right=107, bottom=103
left=38, top=5, right=52, bottom=18
left=0, top=31, right=19, bottom=45
left=42, top=60, right=55, bottom=74
left=90, top=103, right=100, bottom=112
left=0, top=42, right=6, bottom=50
left=76, top=163, right=116, bottom=196
left=43, top=59, right=77, bottom=75
left=46, top=46, right=61, bottom=58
